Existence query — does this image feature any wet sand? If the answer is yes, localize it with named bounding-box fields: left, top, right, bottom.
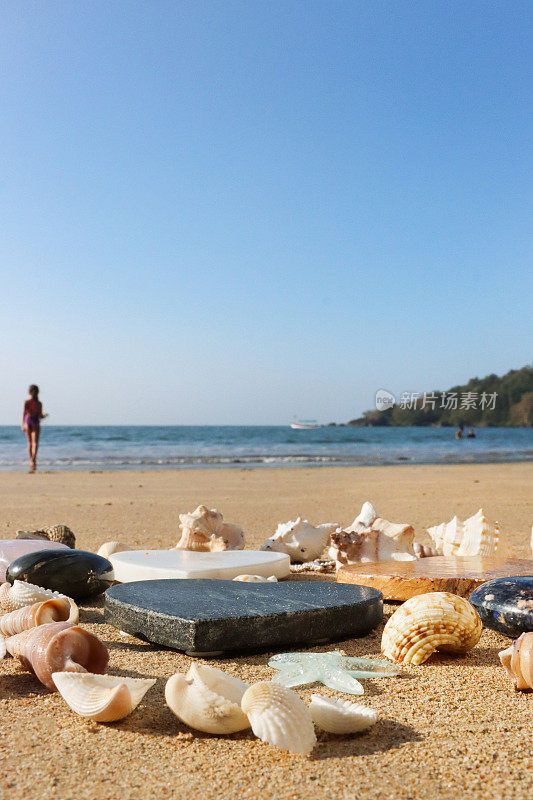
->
left=0, top=464, right=532, bottom=799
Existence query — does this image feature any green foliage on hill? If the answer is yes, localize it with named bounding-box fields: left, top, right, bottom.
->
left=348, top=365, right=533, bottom=427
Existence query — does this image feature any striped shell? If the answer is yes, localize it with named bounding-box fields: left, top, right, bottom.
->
left=18, top=525, right=76, bottom=548
left=165, top=664, right=250, bottom=734
left=97, top=541, right=133, bottom=559
left=0, top=597, right=78, bottom=636
left=381, top=592, right=482, bottom=665
left=0, top=580, right=68, bottom=612
left=427, top=509, right=499, bottom=557
left=499, top=632, right=533, bottom=691
left=240, top=681, right=316, bottom=756
left=6, top=622, right=109, bottom=690
left=52, top=672, right=156, bottom=721
left=309, top=694, right=378, bottom=734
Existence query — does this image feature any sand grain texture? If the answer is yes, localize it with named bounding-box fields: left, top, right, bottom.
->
left=1, top=464, right=532, bottom=800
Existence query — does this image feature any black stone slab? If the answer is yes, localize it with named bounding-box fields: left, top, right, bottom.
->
left=7, top=549, right=114, bottom=600
left=104, top=579, right=383, bottom=655
left=469, top=575, right=533, bottom=638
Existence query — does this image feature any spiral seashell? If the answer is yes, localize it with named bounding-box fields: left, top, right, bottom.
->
left=0, top=597, right=78, bottom=636
left=175, top=506, right=245, bottom=552
left=165, top=664, right=250, bottom=734
left=499, top=632, right=533, bottom=691
left=0, top=580, right=69, bottom=612
left=232, top=575, right=278, bottom=582
left=381, top=592, right=482, bottom=665
left=52, top=672, right=156, bottom=721
left=427, top=509, right=498, bottom=557
left=97, top=541, right=133, bottom=559
left=309, top=694, right=378, bottom=734
left=240, top=681, right=316, bottom=756
left=6, top=622, right=109, bottom=690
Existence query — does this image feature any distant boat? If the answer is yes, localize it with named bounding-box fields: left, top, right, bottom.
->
left=290, top=419, right=320, bottom=430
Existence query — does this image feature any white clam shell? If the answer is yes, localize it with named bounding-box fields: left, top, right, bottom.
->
left=309, top=694, right=378, bottom=734
left=232, top=574, right=278, bottom=582
left=97, top=541, right=133, bottom=559
left=165, top=664, right=250, bottom=734
left=52, top=672, right=156, bottom=722
left=0, top=580, right=69, bottom=612
left=240, top=681, right=316, bottom=756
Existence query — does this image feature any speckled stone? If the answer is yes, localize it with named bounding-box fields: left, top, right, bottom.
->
left=104, top=579, right=383, bottom=655
left=469, top=575, right=533, bottom=638
left=6, top=549, right=114, bottom=600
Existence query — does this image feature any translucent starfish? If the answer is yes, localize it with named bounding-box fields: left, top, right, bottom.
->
left=268, top=651, right=399, bottom=695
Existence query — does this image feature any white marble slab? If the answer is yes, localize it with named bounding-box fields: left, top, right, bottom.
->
left=109, top=549, right=291, bottom=583
left=0, top=540, right=70, bottom=582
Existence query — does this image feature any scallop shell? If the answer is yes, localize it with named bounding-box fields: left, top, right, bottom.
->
left=6, top=622, right=109, bottom=690
left=232, top=575, right=278, bottom=582
left=427, top=509, right=499, bottom=557
left=381, top=592, right=482, bottom=665
left=165, top=664, right=250, bottom=733
left=328, top=503, right=416, bottom=567
left=97, top=541, right=133, bottom=559
left=261, top=518, right=338, bottom=562
left=0, top=597, right=78, bottom=636
left=499, top=632, right=533, bottom=691
left=175, top=506, right=245, bottom=552
left=309, top=694, right=378, bottom=734
left=52, top=672, right=156, bottom=721
left=240, top=681, right=316, bottom=756
left=0, top=580, right=69, bottom=612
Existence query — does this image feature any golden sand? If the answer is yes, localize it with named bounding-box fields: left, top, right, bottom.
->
left=0, top=464, right=532, bottom=800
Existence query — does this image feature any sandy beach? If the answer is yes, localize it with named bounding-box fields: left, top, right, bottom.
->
left=1, top=463, right=532, bottom=800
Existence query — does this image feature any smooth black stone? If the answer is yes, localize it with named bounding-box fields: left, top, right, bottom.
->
left=469, top=575, right=533, bottom=638
left=7, top=549, right=114, bottom=600
left=104, top=579, right=383, bottom=655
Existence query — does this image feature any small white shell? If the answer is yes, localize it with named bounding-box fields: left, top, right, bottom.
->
left=240, top=681, right=316, bottom=756
left=52, top=672, right=156, bottom=721
left=232, top=575, right=278, bottom=582
left=165, top=664, right=250, bottom=734
left=0, top=580, right=68, bottom=612
left=97, top=541, right=133, bottom=559
left=0, top=635, right=5, bottom=659
left=309, top=694, right=378, bottom=734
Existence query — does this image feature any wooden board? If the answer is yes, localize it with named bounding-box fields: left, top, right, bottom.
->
left=336, top=557, right=533, bottom=601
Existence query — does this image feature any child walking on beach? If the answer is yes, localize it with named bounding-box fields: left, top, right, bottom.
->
left=21, top=385, right=48, bottom=472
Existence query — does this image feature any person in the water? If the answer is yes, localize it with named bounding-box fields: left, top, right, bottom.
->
left=21, top=385, right=48, bottom=472
left=455, top=423, right=464, bottom=439
left=467, top=428, right=476, bottom=438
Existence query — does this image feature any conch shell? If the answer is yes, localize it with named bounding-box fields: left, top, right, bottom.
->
left=165, top=664, right=250, bottom=733
left=381, top=592, right=482, bottom=665
left=17, top=524, right=76, bottom=548
left=0, top=580, right=69, bottom=613
left=175, top=506, right=245, bottom=552
left=6, top=622, right=109, bottom=690
left=233, top=575, right=278, bottom=582
left=427, top=509, right=499, bottom=557
left=240, top=681, right=316, bottom=756
left=261, top=518, right=338, bottom=562
left=97, top=541, right=133, bottom=559
left=0, top=597, right=78, bottom=636
left=52, top=672, right=156, bottom=721
left=309, top=694, right=378, bottom=734
left=328, top=502, right=416, bottom=567
left=499, top=633, right=533, bottom=691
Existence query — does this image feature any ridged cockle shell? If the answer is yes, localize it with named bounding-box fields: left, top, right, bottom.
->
left=381, top=592, right=482, bottom=665
left=6, top=622, right=109, bottom=690
left=0, top=597, right=78, bottom=636
left=309, top=694, right=378, bottom=734
left=0, top=580, right=69, bottom=612
left=165, top=664, right=250, bottom=733
left=52, top=672, right=156, bottom=721
left=240, top=681, right=316, bottom=756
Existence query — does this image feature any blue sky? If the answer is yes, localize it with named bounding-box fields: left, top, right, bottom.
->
left=1, top=1, right=531, bottom=424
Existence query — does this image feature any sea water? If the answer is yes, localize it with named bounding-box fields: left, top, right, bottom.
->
left=0, top=425, right=532, bottom=470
